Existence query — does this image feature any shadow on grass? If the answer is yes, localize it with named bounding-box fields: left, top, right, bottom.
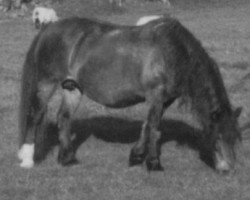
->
left=41, top=116, right=214, bottom=169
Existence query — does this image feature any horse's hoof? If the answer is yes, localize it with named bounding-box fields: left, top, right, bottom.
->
left=146, top=158, right=164, bottom=171
left=129, top=150, right=146, bottom=166
left=58, top=149, right=78, bottom=166
left=19, top=160, right=34, bottom=169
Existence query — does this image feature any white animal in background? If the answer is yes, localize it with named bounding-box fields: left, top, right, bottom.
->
left=136, top=15, right=163, bottom=26
left=32, top=7, right=59, bottom=29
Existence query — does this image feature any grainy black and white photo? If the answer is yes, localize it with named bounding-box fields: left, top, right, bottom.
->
left=0, top=0, right=249, bottom=199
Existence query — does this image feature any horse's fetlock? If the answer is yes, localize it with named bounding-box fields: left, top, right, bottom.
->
left=146, top=156, right=164, bottom=171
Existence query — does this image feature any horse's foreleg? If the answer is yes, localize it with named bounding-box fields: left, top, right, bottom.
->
left=57, top=84, right=81, bottom=166
left=145, top=90, right=176, bottom=171
left=129, top=86, right=168, bottom=170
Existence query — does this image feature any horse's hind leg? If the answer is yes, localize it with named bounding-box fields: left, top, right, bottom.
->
left=57, top=80, right=82, bottom=166
left=18, top=81, right=57, bottom=168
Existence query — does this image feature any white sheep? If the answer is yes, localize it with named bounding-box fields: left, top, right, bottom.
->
left=32, top=7, right=59, bottom=29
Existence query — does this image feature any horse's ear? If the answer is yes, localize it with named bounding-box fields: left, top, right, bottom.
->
left=234, top=107, right=242, bottom=118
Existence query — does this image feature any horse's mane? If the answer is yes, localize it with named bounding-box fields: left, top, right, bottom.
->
left=157, top=17, right=233, bottom=122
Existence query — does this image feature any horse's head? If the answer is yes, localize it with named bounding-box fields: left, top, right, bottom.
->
left=210, top=107, right=242, bottom=173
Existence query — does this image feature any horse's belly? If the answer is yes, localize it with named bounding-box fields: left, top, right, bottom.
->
left=98, top=90, right=145, bottom=108
left=83, top=79, right=145, bottom=108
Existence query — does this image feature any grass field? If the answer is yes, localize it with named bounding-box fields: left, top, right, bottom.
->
left=0, top=0, right=250, bottom=199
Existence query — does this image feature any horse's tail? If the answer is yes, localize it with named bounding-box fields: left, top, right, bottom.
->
left=19, top=34, right=40, bottom=147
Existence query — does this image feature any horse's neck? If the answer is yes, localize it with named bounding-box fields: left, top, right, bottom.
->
left=196, top=78, right=232, bottom=133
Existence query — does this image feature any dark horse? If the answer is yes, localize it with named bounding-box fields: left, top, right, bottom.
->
left=18, top=16, right=242, bottom=173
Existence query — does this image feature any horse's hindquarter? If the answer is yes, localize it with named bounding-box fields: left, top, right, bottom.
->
left=35, top=21, right=87, bottom=81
